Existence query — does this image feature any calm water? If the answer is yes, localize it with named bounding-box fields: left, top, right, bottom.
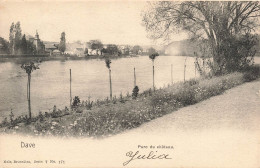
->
left=0, top=56, right=259, bottom=119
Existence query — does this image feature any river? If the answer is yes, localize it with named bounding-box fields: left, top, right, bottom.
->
left=0, top=56, right=259, bottom=120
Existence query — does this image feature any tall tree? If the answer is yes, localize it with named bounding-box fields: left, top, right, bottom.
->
left=148, top=47, right=159, bottom=91
left=142, top=2, right=260, bottom=74
left=20, top=34, right=27, bottom=54
left=87, top=40, right=103, bottom=55
left=21, top=62, right=39, bottom=119
left=9, top=22, right=22, bottom=54
left=0, top=37, right=10, bottom=54
left=9, top=22, right=15, bottom=54
left=59, top=32, right=66, bottom=54
left=105, top=59, right=112, bottom=100
left=14, top=22, right=22, bottom=54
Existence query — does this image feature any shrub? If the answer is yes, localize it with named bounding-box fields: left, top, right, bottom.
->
left=72, top=96, right=81, bottom=108
left=86, top=99, right=93, bottom=110
left=65, top=106, right=69, bottom=113
left=243, top=65, right=260, bottom=82
left=185, top=78, right=199, bottom=86
left=9, top=109, right=14, bottom=125
left=52, top=106, right=56, bottom=114
left=119, top=92, right=125, bottom=103
left=104, top=97, right=109, bottom=105
left=0, top=117, right=9, bottom=127
left=50, top=109, right=63, bottom=118
left=38, top=111, right=44, bottom=122
left=132, top=86, right=139, bottom=99
left=24, top=115, right=30, bottom=125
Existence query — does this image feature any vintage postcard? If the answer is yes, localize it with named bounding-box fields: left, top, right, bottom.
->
left=0, top=0, right=259, bottom=167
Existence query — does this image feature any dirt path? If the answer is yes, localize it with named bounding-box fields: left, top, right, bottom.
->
left=120, top=79, right=260, bottom=135
left=107, top=79, right=260, bottom=167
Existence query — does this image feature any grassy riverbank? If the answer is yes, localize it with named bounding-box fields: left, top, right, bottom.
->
left=0, top=65, right=259, bottom=137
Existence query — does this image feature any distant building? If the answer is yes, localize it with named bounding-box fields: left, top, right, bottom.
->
left=117, top=45, right=130, bottom=55
left=53, top=49, right=61, bottom=56
left=45, top=43, right=58, bottom=56
left=27, top=31, right=45, bottom=54
left=74, top=48, right=84, bottom=57
left=88, top=49, right=100, bottom=55
left=65, top=42, right=86, bottom=56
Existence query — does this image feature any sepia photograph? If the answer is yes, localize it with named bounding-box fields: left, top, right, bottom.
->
left=0, top=0, right=259, bottom=167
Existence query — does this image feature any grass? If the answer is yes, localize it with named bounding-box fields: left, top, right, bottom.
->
left=0, top=65, right=259, bottom=137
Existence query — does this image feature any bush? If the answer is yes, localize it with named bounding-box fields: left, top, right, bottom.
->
left=185, top=78, right=199, bottom=86
left=243, top=65, right=260, bottom=82
left=132, top=86, right=139, bottom=99
left=72, top=96, right=81, bottom=108
left=221, top=34, right=257, bottom=73
left=50, top=109, right=63, bottom=118
left=38, top=111, right=44, bottom=122
left=119, top=92, right=125, bottom=103
left=86, top=99, right=93, bottom=110
left=0, top=117, right=9, bottom=127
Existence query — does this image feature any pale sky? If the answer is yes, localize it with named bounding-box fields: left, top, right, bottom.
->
left=0, top=1, right=187, bottom=45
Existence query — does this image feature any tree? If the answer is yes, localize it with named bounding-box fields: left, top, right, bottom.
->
left=148, top=47, right=157, bottom=56
left=9, top=22, right=22, bottom=55
left=101, top=48, right=107, bottom=55
left=142, top=2, right=260, bottom=74
left=87, top=40, right=103, bottom=55
left=132, top=86, right=139, bottom=99
left=124, top=45, right=130, bottom=55
left=59, top=32, right=66, bottom=54
left=84, top=48, right=88, bottom=55
left=14, top=22, right=22, bottom=54
left=118, top=49, right=122, bottom=56
left=20, top=34, right=27, bottom=54
left=9, top=22, right=15, bottom=54
left=148, top=47, right=159, bottom=91
left=105, top=59, right=112, bottom=100
left=132, top=45, right=143, bottom=55
left=21, top=62, right=39, bottom=119
left=106, top=44, right=119, bottom=55
left=0, top=37, right=10, bottom=54
left=27, top=41, right=36, bottom=55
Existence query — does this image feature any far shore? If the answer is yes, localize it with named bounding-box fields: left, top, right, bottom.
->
left=0, top=54, right=140, bottom=63
left=0, top=54, right=192, bottom=63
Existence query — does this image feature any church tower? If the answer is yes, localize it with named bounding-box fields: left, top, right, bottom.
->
left=33, top=30, right=40, bottom=53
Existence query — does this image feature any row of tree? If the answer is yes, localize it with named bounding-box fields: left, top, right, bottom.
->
left=8, top=22, right=38, bottom=55
left=86, top=39, right=153, bottom=56
left=0, top=22, right=67, bottom=55
left=0, top=22, right=39, bottom=55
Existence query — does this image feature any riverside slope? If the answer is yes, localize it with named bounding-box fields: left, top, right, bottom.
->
left=0, top=80, right=259, bottom=168
left=111, top=79, right=260, bottom=167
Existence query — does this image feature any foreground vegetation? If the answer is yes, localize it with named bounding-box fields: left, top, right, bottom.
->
left=0, top=66, right=259, bottom=137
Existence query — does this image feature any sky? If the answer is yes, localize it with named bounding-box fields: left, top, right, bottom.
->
left=0, top=1, right=188, bottom=45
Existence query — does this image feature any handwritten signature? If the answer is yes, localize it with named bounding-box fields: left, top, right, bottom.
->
left=123, top=151, right=172, bottom=166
